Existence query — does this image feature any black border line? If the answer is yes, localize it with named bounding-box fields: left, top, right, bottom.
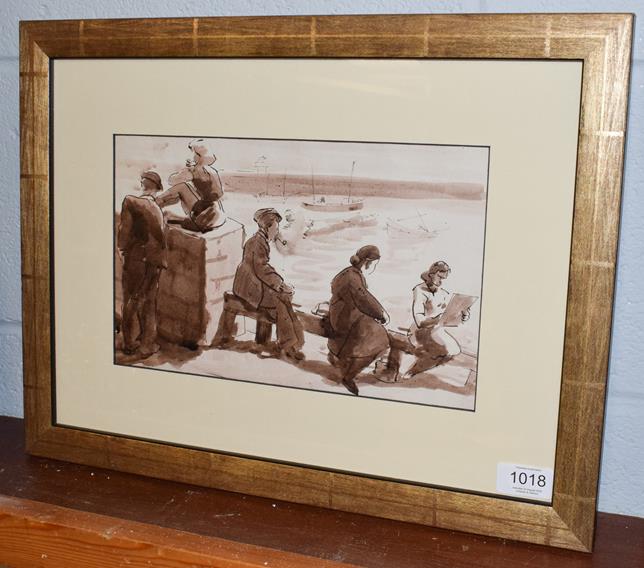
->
left=53, top=56, right=577, bottom=64
left=472, top=143, right=492, bottom=414
left=49, top=58, right=57, bottom=425
left=111, top=132, right=489, bottom=412
left=113, top=131, right=490, bottom=149
left=112, top=134, right=117, bottom=368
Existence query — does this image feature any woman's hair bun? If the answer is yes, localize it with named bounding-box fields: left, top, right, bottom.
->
left=351, top=245, right=380, bottom=266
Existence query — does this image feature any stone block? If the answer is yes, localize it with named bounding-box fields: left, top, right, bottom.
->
left=158, top=220, right=245, bottom=346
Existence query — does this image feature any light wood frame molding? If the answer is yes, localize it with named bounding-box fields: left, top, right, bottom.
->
left=20, top=14, right=633, bottom=552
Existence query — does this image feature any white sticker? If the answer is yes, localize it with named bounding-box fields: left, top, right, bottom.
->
left=496, top=463, right=554, bottom=501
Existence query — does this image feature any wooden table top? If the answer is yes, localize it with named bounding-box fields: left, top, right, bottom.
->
left=0, top=416, right=642, bottom=567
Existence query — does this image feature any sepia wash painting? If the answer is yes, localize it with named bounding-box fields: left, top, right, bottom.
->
left=114, top=135, right=489, bottom=411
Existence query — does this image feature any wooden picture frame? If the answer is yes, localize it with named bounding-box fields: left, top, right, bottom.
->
left=20, top=14, right=633, bottom=552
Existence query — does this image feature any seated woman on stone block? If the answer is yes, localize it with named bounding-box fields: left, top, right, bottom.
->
left=155, top=138, right=226, bottom=233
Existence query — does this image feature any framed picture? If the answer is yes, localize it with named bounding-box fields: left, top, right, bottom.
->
left=20, top=14, right=633, bottom=551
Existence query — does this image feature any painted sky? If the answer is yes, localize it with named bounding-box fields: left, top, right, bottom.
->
left=115, top=135, right=489, bottom=186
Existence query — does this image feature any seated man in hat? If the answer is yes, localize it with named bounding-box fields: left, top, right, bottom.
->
left=155, top=138, right=226, bottom=233
left=401, top=261, right=470, bottom=379
left=117, top=170, right=168, bottom=358
left=232, top=208, right=305, bottom=360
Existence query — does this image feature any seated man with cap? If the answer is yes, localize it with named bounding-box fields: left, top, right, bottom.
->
left=232, top=208, right=305, bottom=360
left=117, top=170, right=167, bottom=358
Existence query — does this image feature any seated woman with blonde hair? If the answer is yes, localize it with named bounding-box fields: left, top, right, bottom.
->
left=156, top=138, right=226, bottom=232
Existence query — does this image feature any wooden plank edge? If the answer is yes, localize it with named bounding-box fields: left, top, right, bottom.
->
left=0, top=495, right=357, bottom=568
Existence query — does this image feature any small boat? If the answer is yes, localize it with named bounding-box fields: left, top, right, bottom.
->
left=301, top=160, right=364, bottom=212
left=386, top=212, right=440, bottom=238
left=304, top=213, right=376, bottom=237
left=302, top=197, right=364, bottom=212
left=386, top=220, right=438, bottom=238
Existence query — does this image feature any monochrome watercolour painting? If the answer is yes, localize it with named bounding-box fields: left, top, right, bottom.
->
left=114, top=134, right=489, bottom=411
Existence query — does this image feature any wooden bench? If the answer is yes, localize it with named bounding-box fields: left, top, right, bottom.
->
left=212, top=292, right=275, bottom=347
left=213, top=292, right=412, bottom=370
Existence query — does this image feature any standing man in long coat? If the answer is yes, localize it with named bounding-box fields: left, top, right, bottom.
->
left=232, top=208, right=305, bottom=360
left=327, top=245, right=390, bottom=395
left=117, top=170, right=167, bottom=358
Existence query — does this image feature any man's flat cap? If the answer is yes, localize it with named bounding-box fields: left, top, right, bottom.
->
left=253, top=207, right=282, bottom=225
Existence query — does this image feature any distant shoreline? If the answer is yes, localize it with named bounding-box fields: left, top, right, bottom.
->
left=221, top=173, right=486, bottom=201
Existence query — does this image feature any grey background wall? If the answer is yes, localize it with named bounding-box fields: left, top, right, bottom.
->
left=0, top=0, right=642, bottom=517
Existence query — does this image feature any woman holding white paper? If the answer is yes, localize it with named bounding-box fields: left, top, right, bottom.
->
left=402, top=261, right=470, bottom=380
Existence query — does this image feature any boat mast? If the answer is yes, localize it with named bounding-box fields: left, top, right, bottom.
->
left=416, top=210, right=430, bottom=233
left=311, top=166, right=316, bottom=200
left=265, top=165, right=269, bottom=196
left=348, top=160, right=355, bottom=203
left=282, top=170, right=287, bottom=199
